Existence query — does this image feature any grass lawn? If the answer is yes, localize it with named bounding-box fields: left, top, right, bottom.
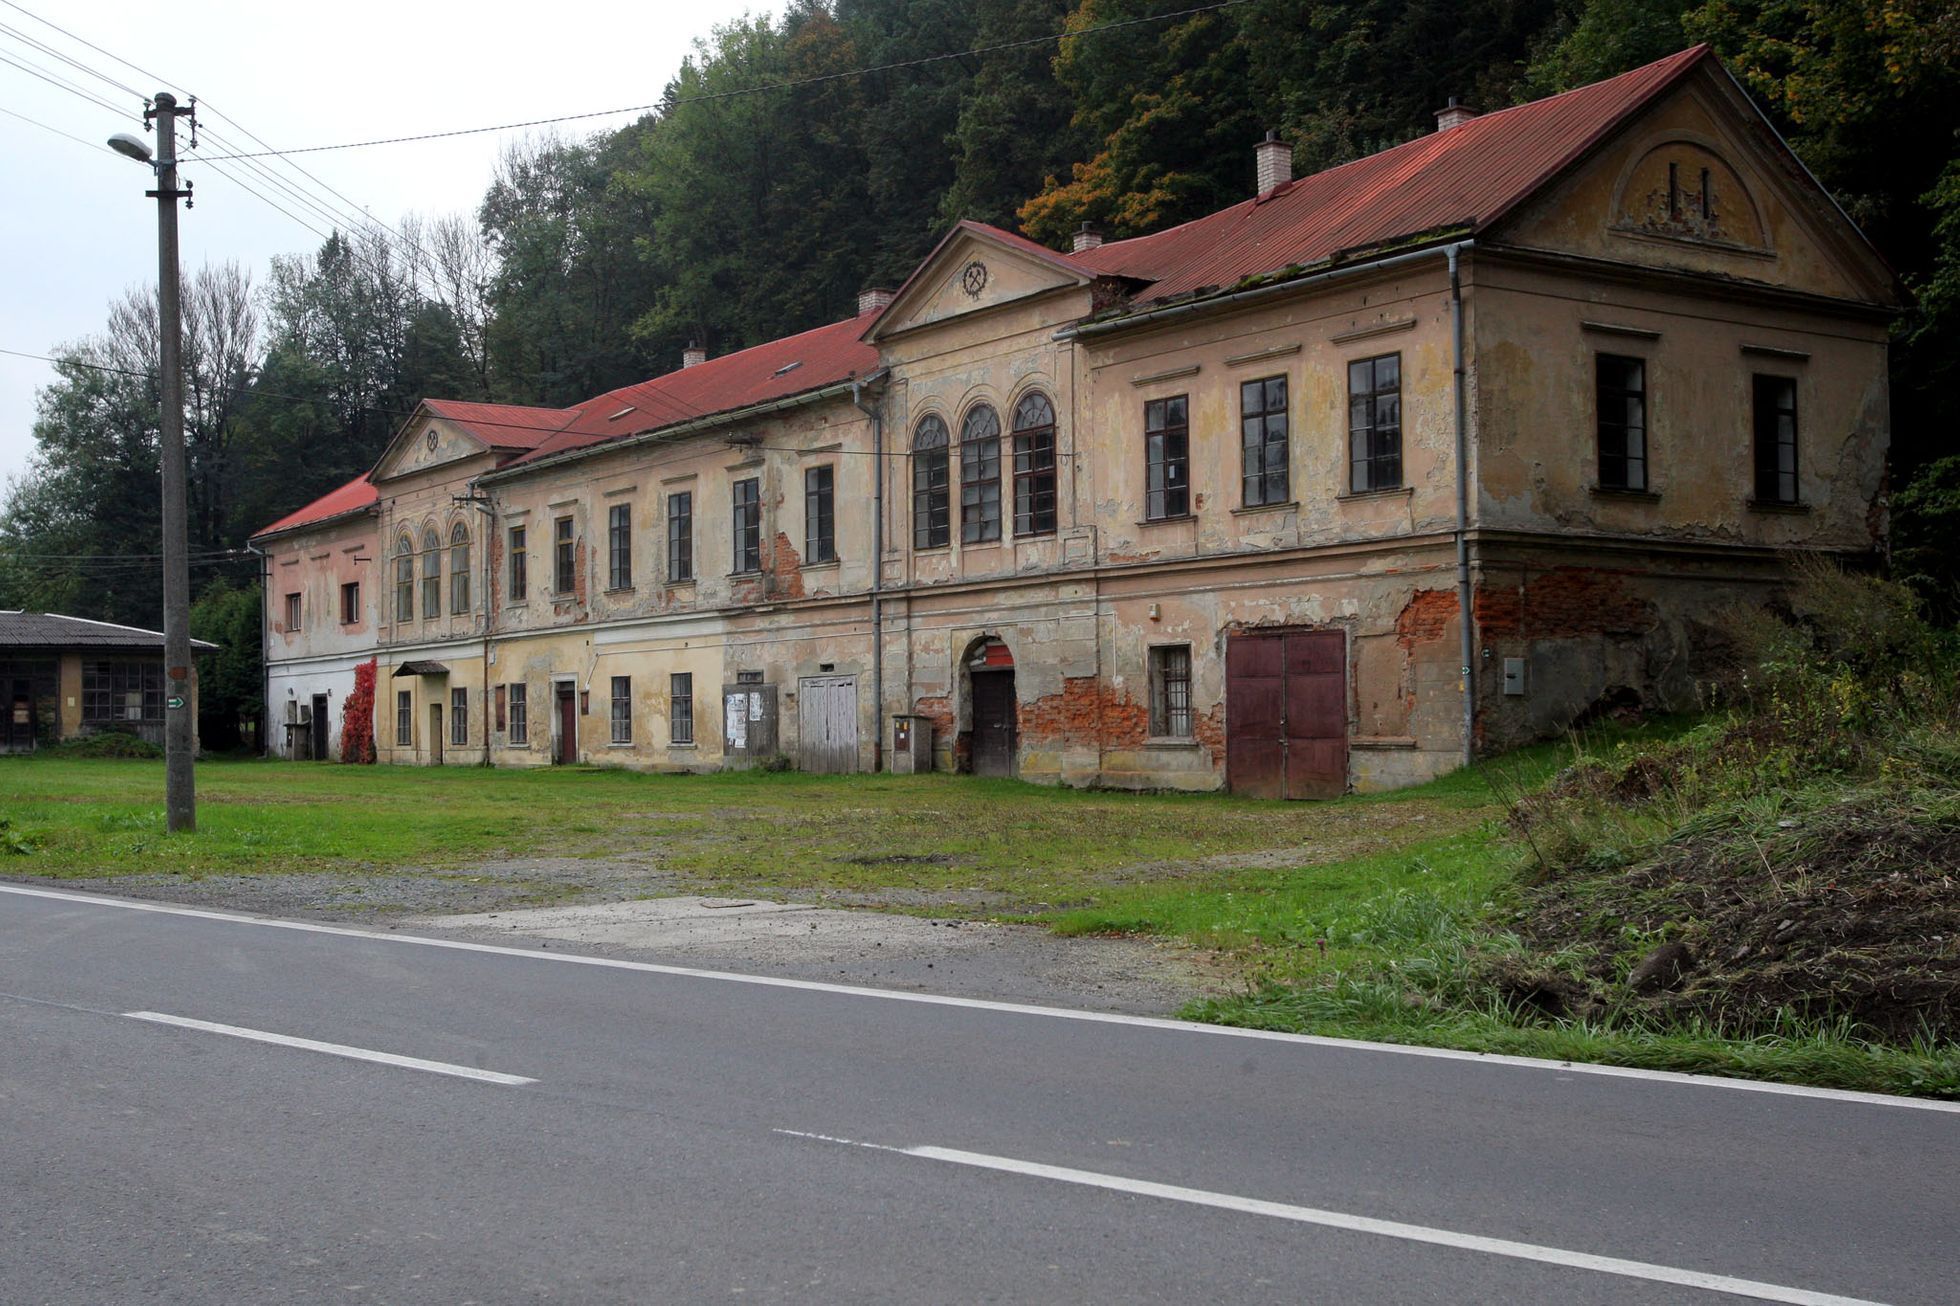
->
left=0, top=753, right=1511, bottom=901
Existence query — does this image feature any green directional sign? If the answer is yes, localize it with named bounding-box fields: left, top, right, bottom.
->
left=166, top=696, right=186, bottom=710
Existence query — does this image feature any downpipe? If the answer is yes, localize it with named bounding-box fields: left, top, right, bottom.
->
left=852, top=378, right=885, bottom=772
left=1448, top=245, right=1476, bottom=769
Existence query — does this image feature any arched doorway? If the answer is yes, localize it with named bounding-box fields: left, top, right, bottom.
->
left=963, top=637, right=1017, bottom=778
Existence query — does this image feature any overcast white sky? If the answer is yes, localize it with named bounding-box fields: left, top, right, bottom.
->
left=0, top=0, right=778, bottom=486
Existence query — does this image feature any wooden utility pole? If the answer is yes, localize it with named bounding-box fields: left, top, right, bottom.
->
left=149, top=91, right=196, bottom=832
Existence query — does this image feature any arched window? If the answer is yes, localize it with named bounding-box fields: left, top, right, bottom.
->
left=912, top=414, right=950, bottom=550
left=421, top=526, right=442, bottom=619
left=449, top=521, right=471, bottom=614
left=1011, top=390, right=1056, bottom=537
left=959, top=403, right=1001, bottom=544
left=394, top=533, right=415, bottom=623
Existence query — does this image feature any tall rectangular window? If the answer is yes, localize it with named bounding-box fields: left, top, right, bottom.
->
left=1241, top=375, right=1290, bottom=507
left=1012, top=392, right=1057, bottom=537
left=284, top=592, right=301, bottom=632
left=341, top=582, right=360, bottom=625
left=1348, top=354, right=1402, bottom=493
left=912, top=415, right=950, bottom=549
left=732, top=477, right=761, bottom=573
left=667, top=492, right=694, bottom=582
left=421, top=534, right=441, bottom=619
left=508, top=525, right=527, bottom=603
left=554, top=516, right=575, bottom=593
left=805, top=466, right=836, bottom=563
left=1144, top=395, right=1190, bottom=520
left=608, top=503, right=632, bottom=589
left=1753, top=374, right=1799, bottom=504
left=395, top=544, right=413, bottom=623
left=670, top=672, right=694, bottom=745
left=396, top=690, right=412, bottom=747
left=610, top=675, right=632, bottom=744
left=451, top=688, right=468, bottom=746
left=450, top=526, right=471, bottom=614
left=509, top=682, right=528, bottom=745
left=1149, top=646, right=1193, bottom=738
left=1596, top=354, right=1648, bottom=491
left=960, top=405, right=1002, bottom=543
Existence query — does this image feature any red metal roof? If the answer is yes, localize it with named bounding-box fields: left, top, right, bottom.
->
left=421, top=398, right=580, bottom=449
left=1069, top=45, right=1711, bottom=306
left=501, top=309, right=882, bottom=469
left=251, top=473, right=378, bottom=540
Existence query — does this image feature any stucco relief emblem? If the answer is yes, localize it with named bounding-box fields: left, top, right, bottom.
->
left=1609, top=139, right=1769, bottom=253
left=960, top=260, right=989, bottom=297
left=426, top=429, right=439, bottom=451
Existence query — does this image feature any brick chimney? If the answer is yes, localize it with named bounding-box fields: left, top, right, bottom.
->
left=1072, top=222, right=1103, bottom=254
left=682, top=341, right=707, bottom=369
left=857, top=287, right=895, bottom=316
left=1255, top=131, right=1293, bottom=195
left=1434, top=97, right=1478, bottom=132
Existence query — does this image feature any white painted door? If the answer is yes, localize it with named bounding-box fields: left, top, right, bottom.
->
left=797, top=675, right=858, bottom=774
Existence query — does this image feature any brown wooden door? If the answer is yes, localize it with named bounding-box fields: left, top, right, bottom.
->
left=970, top=670, right=1017, bottom=777
left=4, top=679, right=34, bottom=753
left=1226, top=629, right=1348, bottom=799
left=429, top=703, right=444, bottom=765
left=556, top=686, right=577, bottom=764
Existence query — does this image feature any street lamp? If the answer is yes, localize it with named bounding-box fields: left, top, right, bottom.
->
left=109, top=93, right=196, bottom=833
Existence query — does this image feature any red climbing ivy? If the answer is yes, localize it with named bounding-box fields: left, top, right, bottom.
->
left=340, top=658, right=377, bottom=763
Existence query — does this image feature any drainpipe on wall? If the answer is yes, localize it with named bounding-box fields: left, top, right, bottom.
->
left=852, top=375, right=886, bottom=772
left=1447, top=244, right=1476, bottom=768
left=460, top=486, right=498, bottom=767
left=245, top=541, right=269, bottom=757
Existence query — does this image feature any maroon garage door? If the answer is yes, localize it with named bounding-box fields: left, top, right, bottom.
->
left=1225, top=629, right=1348, bottom=799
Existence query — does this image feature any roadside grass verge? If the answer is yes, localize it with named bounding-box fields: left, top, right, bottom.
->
left=0, top=757, right=1498, bottom=902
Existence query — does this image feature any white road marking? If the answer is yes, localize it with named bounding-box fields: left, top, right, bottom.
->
left=124, top=1010, right=536, bottom=1085
left=774, top=1129, right=1889, bottom=1306
left=6, top=882, right=1953, bottom=1115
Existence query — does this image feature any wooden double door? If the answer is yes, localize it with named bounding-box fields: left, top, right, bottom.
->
left=1225, top=629, right=1348, bottom=799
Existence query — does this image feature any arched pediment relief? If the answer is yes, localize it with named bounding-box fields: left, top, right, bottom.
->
left=1610, top=136, right=1769, bottom=254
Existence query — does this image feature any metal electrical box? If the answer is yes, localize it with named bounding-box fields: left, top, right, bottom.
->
left=1502, top=657, right=1528, bottom=696
left=889, top=714, right=933, bottom=774
left=721, top=682, right=778, bottom=767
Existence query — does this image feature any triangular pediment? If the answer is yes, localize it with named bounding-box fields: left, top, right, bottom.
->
left=1493, top=62, right=1896, bottom=305
left=867, top=222, right=1091, bottom=342
left=369, top=404, right=496, bottom=484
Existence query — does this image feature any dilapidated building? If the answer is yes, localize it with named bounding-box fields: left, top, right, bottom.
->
left=252, top=47, right=1895, bottom=794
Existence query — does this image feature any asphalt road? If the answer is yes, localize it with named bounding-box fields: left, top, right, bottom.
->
left=2, top=882, right=1954, bottom=1305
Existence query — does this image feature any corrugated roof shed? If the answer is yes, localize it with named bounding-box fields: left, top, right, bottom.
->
left=0, top=611, right=218, bottom=651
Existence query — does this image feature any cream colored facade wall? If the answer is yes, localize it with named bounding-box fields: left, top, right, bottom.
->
left=257, top=71, right=1893, bottom=792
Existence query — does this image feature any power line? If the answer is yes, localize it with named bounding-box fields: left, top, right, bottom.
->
left=0, top=18, right=140, bottom=98
left=0, top=0, right=178, bottom=98
left=0, top=100, right=114, bottom=152
left=0, top=45, right=136, bottom=119
left=188, top=0, right=1253, bottom=162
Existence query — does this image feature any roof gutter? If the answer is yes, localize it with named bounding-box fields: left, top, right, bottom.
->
left=478, top=376, right=882, bottom=486
left=1055, top=237, right=1474, bottom=341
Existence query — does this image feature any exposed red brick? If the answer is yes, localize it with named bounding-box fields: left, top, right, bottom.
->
left=1474, top=567, right=1655, bottom=640
left=1020, top=675, right=1147, bottom=751
left=1395, top=588, right=1458, bottom=649
left=767, top=532, right=805, bottom=600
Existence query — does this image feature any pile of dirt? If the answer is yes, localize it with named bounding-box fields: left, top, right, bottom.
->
left=1494, top=793, right=1960, bottom=1042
